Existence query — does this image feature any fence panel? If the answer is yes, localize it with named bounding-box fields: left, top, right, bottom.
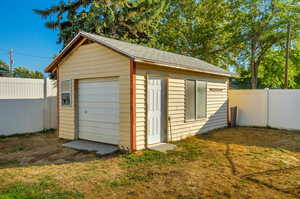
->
left=228, top=90, right=268, bottom=127
left=0, top=77, right=57, bottom=135
left=0, top=99, right=44, bottom=135
left=0, top=77, right=44, bottom=99
left=229, top=89, right=300, bottom=131
left=269, top=90, right=300, bottom=130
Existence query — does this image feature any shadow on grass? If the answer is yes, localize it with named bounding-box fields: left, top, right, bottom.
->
left=198, top=126, right=300, bottom=153
left=198, top=127, right=300, bottom=198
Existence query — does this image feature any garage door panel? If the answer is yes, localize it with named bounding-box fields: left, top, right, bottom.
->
left=78, top=96, right=118, bottom=103
left=79, top=111, right=118, bottom=121
left=80, top=133, right=117, bottom=143
left=78, top=111, right=118, bottom=119
left=79, top=114, right=118, bottom=123
left=78, top=102, right=118, bottom=108
left=78, top=90, right=118, bottom=98
left=78, top=132, right=118, bottom=145
left=79, top=86, right=118, bottom=96
left=79, top=126, right=118, bottom=135
left=79, top=81, right=118, bottom=88
left=78, top=79, right=119, bottom=144
left=78, top=92, right=118, bottom=101
left=78, top=104, right=119, bottom=114
left=79, top=120, right=119, bottom=130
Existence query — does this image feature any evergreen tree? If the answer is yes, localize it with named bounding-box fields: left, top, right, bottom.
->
left=34, top=0, right=169, bottom=47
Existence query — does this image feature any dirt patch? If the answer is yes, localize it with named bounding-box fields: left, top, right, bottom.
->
left=0, top=130, right=99, bottom=168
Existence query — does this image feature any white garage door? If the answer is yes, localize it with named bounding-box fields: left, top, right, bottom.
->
left=78, top=79, right=119, bottom=145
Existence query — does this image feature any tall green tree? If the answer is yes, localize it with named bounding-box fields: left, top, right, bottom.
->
left=259, top=48, right=300, bottom=88
left=231, top=45, right=300, bottom=89
left=35, top=0, right=300, bottom=89
left=229, top=0, right=300, bottom=88
left=154, top=0, right=240, bottom=69
left=34, top=0, right=169, bottom=47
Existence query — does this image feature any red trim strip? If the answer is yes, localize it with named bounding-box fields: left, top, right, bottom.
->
left=130, top=60, right=137, bottom=151
left=56, top=66, right=60, bottom=134
left=227, top=79, right=230, bottom=125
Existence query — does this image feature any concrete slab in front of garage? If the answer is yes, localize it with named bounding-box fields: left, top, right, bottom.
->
left=63, top=140, right=118, bottom=155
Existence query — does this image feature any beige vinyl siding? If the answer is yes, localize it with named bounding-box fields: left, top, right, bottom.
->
left=168, top=78, right=227, bottom=141
left=135, top=63, right=228, bottom=150
left=136, top=75, right=146, bottom=150
left=58, top=43, right=131, bottom=150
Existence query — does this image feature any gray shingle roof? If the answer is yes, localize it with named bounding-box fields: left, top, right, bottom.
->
left=46, top=31, right=235, bottom=77
left=81, top=32, right=234, bottom=77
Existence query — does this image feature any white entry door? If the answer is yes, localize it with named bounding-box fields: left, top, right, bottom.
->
left=78, top=79, right=119, bottom=145
left=148, top=77, right=165, bottom=145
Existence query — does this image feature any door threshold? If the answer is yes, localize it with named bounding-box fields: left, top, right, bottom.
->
left=147, top=142, right=165, bottom=147
left=148, top=143, right=176, bottom=153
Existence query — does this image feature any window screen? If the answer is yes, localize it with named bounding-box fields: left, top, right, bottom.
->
left=61, top=80, right=71, bottom=106
left=196, top=81, right=207, bottom=119
left=185, top=80, right=196, bottom=120
left=62, top=80, right=71, bottom=93
left=185, top=80, right=207, bottom=121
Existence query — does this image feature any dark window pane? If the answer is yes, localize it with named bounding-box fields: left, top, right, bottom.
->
left=196, top=81, right=207, bottom=119
left=62, top=93, right=71, bottom=105
left=61, top=80, right=72, bottom=106
left=185, top=80, right=196, bottom=120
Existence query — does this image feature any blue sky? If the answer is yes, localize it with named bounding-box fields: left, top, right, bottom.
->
left=0, top=1, right=62, bottom=74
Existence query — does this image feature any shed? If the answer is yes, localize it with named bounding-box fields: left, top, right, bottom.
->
left=45, top=32, right=235, bottom=151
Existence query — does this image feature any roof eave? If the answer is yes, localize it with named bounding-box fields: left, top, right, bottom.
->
left=45, top=32, right=135, bottom=73
left=134, top=58, right=236, bottom=78
left=45, top=33, right=86, bottom=73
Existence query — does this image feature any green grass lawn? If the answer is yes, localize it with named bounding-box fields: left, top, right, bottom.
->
left=0, top=127, right=300, bottom=199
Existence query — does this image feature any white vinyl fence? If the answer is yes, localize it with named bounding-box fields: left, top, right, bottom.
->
left=229, top=89, right=300, bottom=131
left=0, top=77, right=57, bottom=135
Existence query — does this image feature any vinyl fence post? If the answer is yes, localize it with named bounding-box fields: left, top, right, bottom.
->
left=43, top=78, right=48, bottom=130
left=265, top=88, right=270, bottom=127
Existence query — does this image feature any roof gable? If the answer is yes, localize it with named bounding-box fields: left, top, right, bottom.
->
left=45, top=32, right=236, bottom=77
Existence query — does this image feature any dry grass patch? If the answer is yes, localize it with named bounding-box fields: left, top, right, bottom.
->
left=201, top=127, right=300, bottom=152
left=0, top=127, right=300, bottom=198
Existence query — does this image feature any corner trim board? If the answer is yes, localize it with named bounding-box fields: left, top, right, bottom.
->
left=57, top=66, right=60, bottom=135
left=130, top=59, right=137, bottom=151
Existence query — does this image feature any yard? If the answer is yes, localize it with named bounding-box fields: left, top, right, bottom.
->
left=0, top=127, right=300, bottom=199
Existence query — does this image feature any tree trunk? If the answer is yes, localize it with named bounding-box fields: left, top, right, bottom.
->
left=250, top=40, right=257, bottom=89
left=251, top=62, right=258, bottom=89
left=285, top=22, right=291, bottom=89
left=251, top=63, right=257, bottom=89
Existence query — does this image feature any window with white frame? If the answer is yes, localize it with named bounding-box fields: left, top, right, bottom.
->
left=185, top=80, right=207, bottom=121
left=61, top=80, right=72, bottom=106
